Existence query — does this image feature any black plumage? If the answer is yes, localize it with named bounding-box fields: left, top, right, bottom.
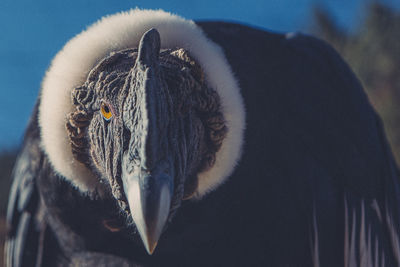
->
left=5, top=14, right=400, bottom=267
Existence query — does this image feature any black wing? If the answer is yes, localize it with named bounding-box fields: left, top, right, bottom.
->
left=5, top=101, right=46, bottom=267
left=286, top=34, right=400, bottom=266
left=198, top=22, right=400, bottom=266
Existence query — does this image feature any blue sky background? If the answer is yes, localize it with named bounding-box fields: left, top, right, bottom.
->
left=1, top=0, right=399, bottom=149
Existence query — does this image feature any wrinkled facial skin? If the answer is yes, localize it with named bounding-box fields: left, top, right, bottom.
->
left=83, top=49, right=205, bottom=213
left=66, top=29, right=227, bottom=254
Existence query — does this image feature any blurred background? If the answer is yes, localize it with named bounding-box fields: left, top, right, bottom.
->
left=1, top=0, right=400, bottom=264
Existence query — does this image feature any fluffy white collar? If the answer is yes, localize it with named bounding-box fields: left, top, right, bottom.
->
left=39, top=9, right=245, bottom=198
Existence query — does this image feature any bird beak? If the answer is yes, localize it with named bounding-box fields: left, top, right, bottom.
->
left=121, top=28, right=175, bottom=254
left=122, top=155, right=174, bottom=254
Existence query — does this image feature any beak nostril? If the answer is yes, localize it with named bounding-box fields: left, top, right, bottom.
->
left=133, top=148, right=139, bottom=160
left=122, top=126, right=131, bottom=153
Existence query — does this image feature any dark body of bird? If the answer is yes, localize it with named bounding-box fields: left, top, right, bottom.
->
left=5, top=10, right=400, bottom=267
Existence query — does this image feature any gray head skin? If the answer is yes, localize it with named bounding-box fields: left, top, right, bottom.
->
left=66, top=29, right=227, bottom=254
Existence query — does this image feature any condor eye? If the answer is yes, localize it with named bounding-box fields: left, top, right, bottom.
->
left=100, top=102, right=113, bottom=121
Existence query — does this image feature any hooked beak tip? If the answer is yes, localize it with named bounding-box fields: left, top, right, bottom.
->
left=143, top=237, right=158, bottom=255
left=135, top=207, right=166, bottom=255
left=122, top=164, right=173, bottom=255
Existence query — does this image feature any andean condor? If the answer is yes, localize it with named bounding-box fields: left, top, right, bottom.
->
left=5, top=9, right=400, bottom=267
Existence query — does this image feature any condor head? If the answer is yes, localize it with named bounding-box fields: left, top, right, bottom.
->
left=65, top=29, right=227, bottom=254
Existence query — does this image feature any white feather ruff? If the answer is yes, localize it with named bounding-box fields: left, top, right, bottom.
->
left=39, top=9, right=245, bottom=198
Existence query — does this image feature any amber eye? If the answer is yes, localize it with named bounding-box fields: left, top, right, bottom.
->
left=100, top=102, right=113, bottom=121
